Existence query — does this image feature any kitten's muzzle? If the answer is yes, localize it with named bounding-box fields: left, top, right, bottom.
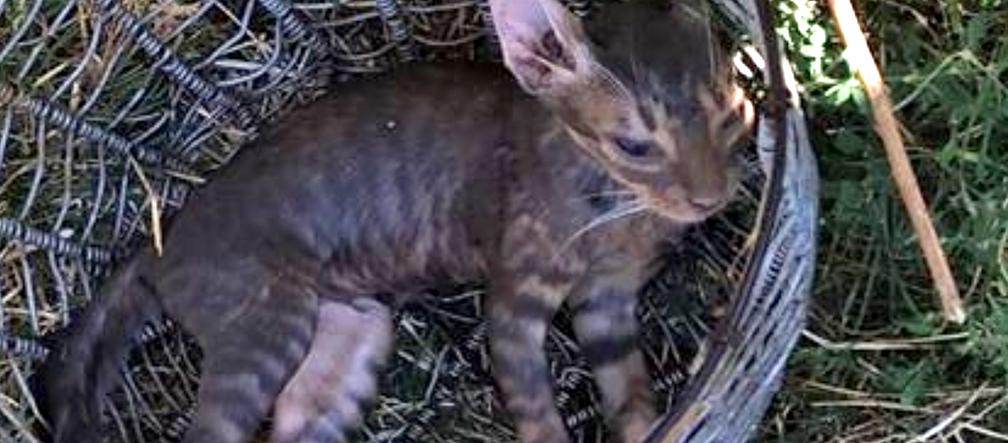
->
left=649, top=198, right=726, bottom=224
left=686, top=196, right=723, bottom=213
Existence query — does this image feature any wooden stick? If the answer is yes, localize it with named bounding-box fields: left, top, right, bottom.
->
left=828, top=0, right=965, bottom=324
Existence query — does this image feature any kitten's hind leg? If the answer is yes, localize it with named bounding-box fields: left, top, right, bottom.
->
left=180, top=278, right=318, bottom=443
left=270, top=297, right=393, bottom=443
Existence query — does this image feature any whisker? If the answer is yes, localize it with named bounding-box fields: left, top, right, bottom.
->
left=592, top=59, right=635, bottom=103
left=554, top=202, right=649, bottom=259
left=567, top=189, right=636, bottom=202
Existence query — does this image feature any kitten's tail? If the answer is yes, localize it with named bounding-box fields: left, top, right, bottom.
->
left=33, top=254, right=163, bottom=443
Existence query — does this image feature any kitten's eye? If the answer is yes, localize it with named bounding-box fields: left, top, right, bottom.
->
left=613, top=137, right=654, bottom=157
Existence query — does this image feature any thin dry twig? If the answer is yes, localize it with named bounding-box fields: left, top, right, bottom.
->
left=128, top=156, right=164, bottom=256
left=802, top=330, right=969, bottom=351
left=907, top=384, right=986, bottom=442
left=959, top=423, right=1008, bottom=441
left=810, top=399, right=937, bottom=414
left=827, top=0, right=965, bottom=324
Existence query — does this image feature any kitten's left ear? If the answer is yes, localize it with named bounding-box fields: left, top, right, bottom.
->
left=488, top=0, right=597, bottom=96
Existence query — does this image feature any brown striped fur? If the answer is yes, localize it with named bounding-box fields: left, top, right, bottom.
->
left=34, top=0, right=750, bottom=442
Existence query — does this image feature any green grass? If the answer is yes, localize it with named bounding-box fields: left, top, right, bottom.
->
left=764, top=0, right=1008, bottom=441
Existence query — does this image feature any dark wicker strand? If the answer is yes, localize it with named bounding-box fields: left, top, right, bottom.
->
left=11, top=87, right=193, bottom=175
left=479, top=0, right=501, bottom=61
left=134, top=319, right=177, bottom=346
left=376, top=0, right=417, bottom=62
left=0, top=334, right=49, bottom=359
left=95, top=0, right=256, bottom=128
left=0, top=217, right=113, bottom=263
left=257, top=0, right=333, bottom=58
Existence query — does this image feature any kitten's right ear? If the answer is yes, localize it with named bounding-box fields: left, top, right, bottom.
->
left=488, top=0, right=595, bottom=96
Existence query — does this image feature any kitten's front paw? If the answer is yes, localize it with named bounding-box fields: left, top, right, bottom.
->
left=615, top=416, right=658, bottom=443
left=609, top=401, right=658, bottom=443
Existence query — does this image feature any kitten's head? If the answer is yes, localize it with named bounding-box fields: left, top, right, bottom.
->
left=490, top=0, right=753, bottom=223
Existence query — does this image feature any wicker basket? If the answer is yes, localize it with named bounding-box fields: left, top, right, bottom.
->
left=0, top=0, right=818, bottom=441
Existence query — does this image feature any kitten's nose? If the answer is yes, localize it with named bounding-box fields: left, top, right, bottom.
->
left=687, top=196, right=722, bottom=211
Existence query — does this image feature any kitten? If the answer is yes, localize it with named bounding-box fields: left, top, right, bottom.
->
left=34, top=0, right=751, bottom=442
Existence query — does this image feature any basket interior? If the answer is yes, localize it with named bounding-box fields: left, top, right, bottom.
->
left=0, top=1, right=781, bottom=441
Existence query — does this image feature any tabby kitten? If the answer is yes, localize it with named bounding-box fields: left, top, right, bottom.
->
left=35, top=0, right=751, bottom=442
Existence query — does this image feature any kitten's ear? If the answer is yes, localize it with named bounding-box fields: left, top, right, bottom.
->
left=489, top=0, right=595, bottom=95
